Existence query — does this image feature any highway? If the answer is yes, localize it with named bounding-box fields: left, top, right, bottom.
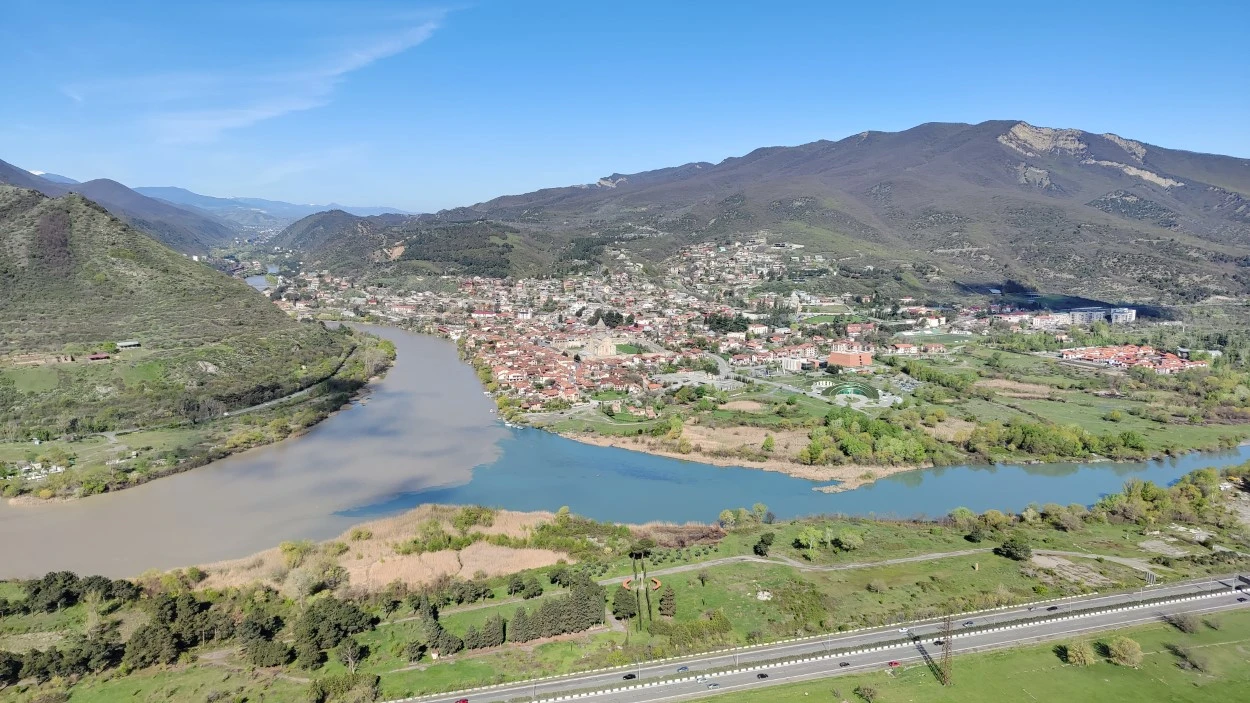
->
left=580, top=591, right=1250, bottom=703
left=404, top=575, right=1245, bottom=703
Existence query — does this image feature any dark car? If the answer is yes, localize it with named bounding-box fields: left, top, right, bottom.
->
left=839, top=661, right=851, bottom=667
left=1238, top=597, right=1248, bottom=603
left=1047, top=605, right=1060, bottom=611
left=757, top=673, right=769, bottom=679
left=623, top=674, right=637, bottom=680
left=933, top=639, right=944, bottom=646
left=962, top=620, right=975, bottom=627
left=677, top=666, right=689, bottom=672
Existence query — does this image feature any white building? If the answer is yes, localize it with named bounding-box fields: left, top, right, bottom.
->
left=1110, top=308, right=1137, bottom=324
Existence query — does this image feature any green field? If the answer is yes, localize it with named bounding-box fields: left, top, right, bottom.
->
left=713, top=608, right=1250, bottom=702
left=615, top=343, right=645, bottom=354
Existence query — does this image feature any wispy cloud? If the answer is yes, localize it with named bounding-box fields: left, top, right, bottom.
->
left=63, top=16, right=441, bottom=143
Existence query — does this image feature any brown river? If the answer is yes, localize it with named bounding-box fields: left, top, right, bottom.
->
left=0, top=328, right=505, bottom=578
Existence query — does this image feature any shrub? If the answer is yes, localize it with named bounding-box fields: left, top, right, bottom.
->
left=1107, top=636, right=1143, bottom=667
left=994, top=536, right=1032, bottom=561
left=245, top=638, right=293, bottom=667
left=1166, top=612, right=1199, bottom=634
left=855, top=685, right=878, bottom=702
left=1065, top=640, right=1096, bottom=666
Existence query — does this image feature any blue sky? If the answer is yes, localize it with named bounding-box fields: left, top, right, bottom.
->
left=1, top=0, right=1247, bottom=211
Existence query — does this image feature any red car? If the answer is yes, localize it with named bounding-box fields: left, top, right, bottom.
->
left=456, top=699, right=469, bottom=703
left=888, top=661, right=900, bottom=668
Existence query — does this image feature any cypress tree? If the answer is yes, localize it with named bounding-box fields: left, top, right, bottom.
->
left=510, top=607, right=531, bottom=643
left=659, top=585, right=676, bottom=618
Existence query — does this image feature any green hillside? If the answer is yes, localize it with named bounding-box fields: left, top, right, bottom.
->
left=0, top=185, right=357, bottom=436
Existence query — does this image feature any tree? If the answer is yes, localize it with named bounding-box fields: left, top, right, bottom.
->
left=994, top=536, right=1032, bottom=561
left=948, top=506, right=976, bottom=529
left=0, top=651, right=22, bottom=686
left=659, top=585, right=676, bottom=618
left=855, top=685, right=878, bottom=702
left=833, top=531, right=864, bottom=551
left=611, top=586, right=638, bottom=621
left=509, top=608, right=532, bottom=643
left=121, top=624, right=180, bottom=670
left=335, top=637, right=367, bottom=673
left=245, top=638, right=292, bottom=667
left=403, top=640, right=427, bottom=663
left=628, top=538, right=656, bottom=625
left=1108, top=636, right=1143, bottom=667
left=718, top=509, right=737, bottom=528
left=521, top=576, right=544, bottom=599
left=696, top=570, right=711, bottom=587
left=1065, top=640, right=1095, bottom=666
left=761, top=435, right=775, bottom=452
left=482, top=614, right=506, bottom=648
left=507, top=573, right=526, bottom=595
left=753, top=532, right=775, bottom=557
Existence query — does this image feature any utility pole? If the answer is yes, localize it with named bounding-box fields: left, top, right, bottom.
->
left=940, top=613, right=954, bottom=686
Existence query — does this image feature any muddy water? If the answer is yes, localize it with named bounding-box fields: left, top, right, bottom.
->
left=4, top=325, right=1250, bottom=579
left=0, top=328, right=505, bottom=577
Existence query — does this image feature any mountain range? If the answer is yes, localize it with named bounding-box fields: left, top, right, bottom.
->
left=275, top=120, right=1250, bottom=303
left=0, top=161, right=410, bottom=253
left=133, top=186, right=411, bottom=230
left=0, top=159, right=235, bottom=255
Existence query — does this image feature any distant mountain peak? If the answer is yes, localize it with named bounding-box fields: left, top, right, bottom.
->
left=997, top=122, right=1088, bottom=157
left=27, top=169, right=80, bottom=184
left=1102, top=133, right=1148, bottom=162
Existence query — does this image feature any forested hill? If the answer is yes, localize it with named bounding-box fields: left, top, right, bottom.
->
left=277, top=121, right=1250, bottom=301
left=273, top=211, right=552, bottom=278
left=0, top=185, right=355, bottom=429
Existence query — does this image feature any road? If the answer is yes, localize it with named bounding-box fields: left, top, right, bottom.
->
left=579, top=592, right=1250, bottom=703
left=402, top=575, right=1245, bottom=703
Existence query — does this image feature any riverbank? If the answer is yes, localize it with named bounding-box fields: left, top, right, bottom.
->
left=195, top=504, right=563, bottom=593
left=1, top=334, right=395, bottom=504
left=562, top=430, right=929, bottom=492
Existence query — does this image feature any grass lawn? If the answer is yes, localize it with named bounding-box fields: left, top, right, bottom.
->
left=28, top=665, right=307, bottom=703
left=1009, top=395, right=1245, bottom=451
left=711, top=607, right=1250, bottom=702
left=896, top=332, right=977, bottom=345
left=615, top=344, right=645, bottom=355
left=0, top=365, right=60, bottom=393
left=801, top=315, right=845, bottom=325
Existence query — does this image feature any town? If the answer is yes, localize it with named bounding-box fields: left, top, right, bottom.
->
left=246, top=235, right=1173, bottom=418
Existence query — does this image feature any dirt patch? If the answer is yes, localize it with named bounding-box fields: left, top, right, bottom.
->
left=976, top=378, right=1054, bottom=398
left=0, top=632, right=65, bottom=652
left=720, top=400, right=765, bottom=412
left=923, top=417, right=977, bottom=442
left=1138, top=539, right=1191, bottom=558
left=348, top=542, right=564, bottom=590
left=1031, top=554, right=1113, bottom=586
left=632, top=523, right=725, bottom=548
left=197, top=505, right=561, bottom=593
